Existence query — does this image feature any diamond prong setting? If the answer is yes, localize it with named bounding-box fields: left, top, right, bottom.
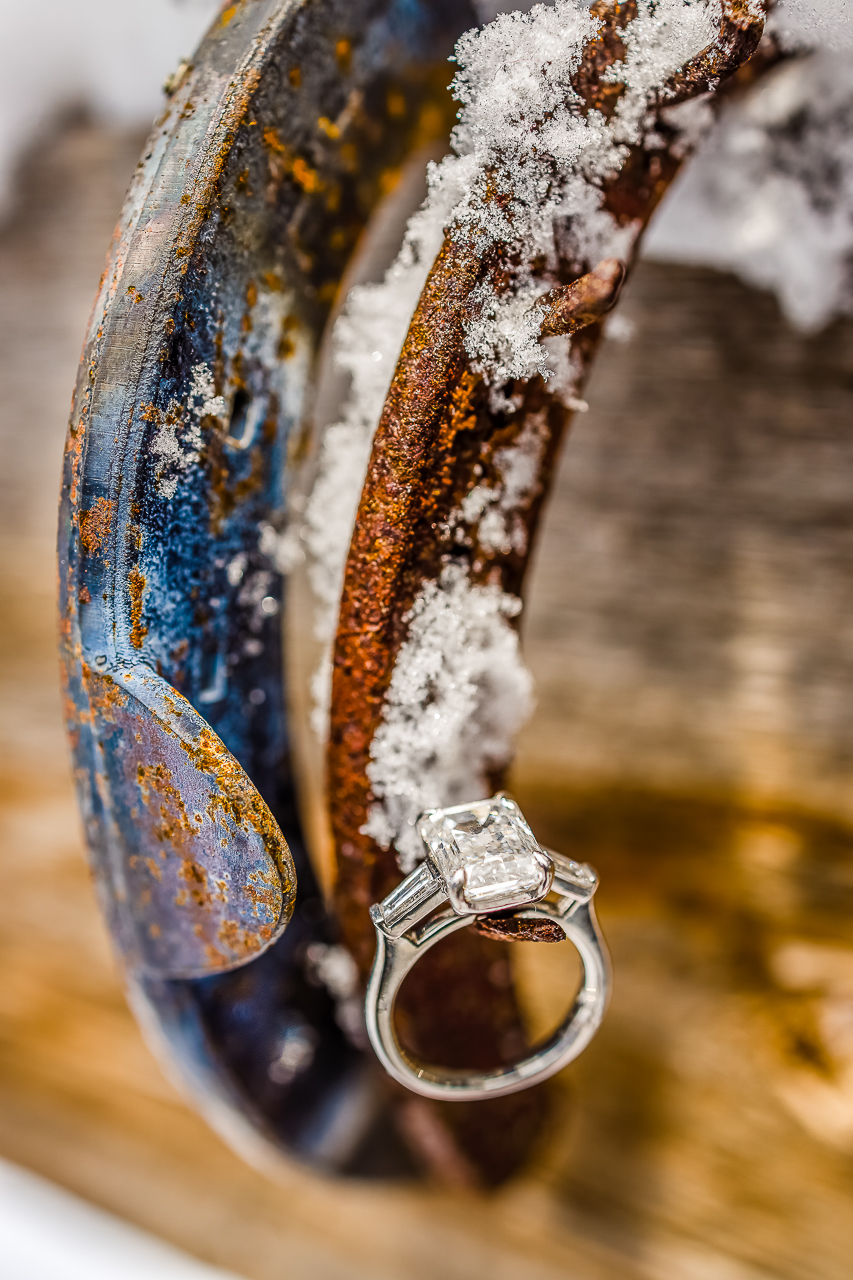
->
left=418, top=793, right=554, bottom=915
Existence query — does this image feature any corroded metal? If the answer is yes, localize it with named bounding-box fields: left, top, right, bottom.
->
left=60, top=0, right=477, bottom=1175
left=329, top=0, right=768, bottom=962
left=326, top=0, right=769, bottom=1164
left=81, top=663, right=294, bottom=976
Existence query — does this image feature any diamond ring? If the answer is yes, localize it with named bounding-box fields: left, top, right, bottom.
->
left=365, top=793, right=610, bottom=1100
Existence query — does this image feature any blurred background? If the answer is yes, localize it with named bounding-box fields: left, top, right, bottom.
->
left=1, top=1, right=852, bottom=1278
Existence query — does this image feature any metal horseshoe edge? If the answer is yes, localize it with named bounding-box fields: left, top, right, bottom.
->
left=58, top=0, right=475, bottom=1177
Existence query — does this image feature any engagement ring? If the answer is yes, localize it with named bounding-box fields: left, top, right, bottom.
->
left=365, top=793, right=610, bottom=1100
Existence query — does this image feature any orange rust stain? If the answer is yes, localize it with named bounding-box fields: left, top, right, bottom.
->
left=262, top=126, right=287, bottom=155
left=173, top=67, right=261, bottom=259
left=79, top=497, right=115, bottom=555
left=262, top=271, right=282, bottom=292
left=335, top=38, right=352, bottom=72
left=217, top=919, right=266, bottom=959
left=219, top=4, right=238, bottom=27
left=180, top=727, right=293, bottom=894
left=86, top=669, right=130, bottom=719
left=291, top=156, right=322, bottom=193
left=144, top=857, right=162, bottom=882
left=244, top=867, right=279, bottom=915
left=178, top=858, right=211, bottom=907
left=317, top=115, right=340, bottom=140
left=160, top=692, right=185, bottom=728
left=288, top=66, right=301, bottom=89
left=135, top=761, right=196, bottom=857
left=149, top=923, right=161, bottom=938
left=128, top=565, right=148, bottom=648
left=66, top=418, right=86, bottom=507
left=387, top=89, right=406, bottom=118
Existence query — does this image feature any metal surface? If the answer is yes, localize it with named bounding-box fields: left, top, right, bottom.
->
left=328, top=0, right=769, bottom=967
left=59, top=0, right=477, bottom=1175
left=322, top=0, right=768, bottom=1166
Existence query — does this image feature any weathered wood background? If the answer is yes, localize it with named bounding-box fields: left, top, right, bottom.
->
left=1, top=121, right=851, bottom=1280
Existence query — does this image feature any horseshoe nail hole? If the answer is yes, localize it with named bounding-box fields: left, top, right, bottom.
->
left=226, top=388, right=261, bottom=449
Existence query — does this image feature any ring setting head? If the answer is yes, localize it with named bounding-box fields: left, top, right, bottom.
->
left=418, top=793, right=554, bottom=915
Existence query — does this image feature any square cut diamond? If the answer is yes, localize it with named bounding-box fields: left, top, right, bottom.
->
left=418, top=794, right=553, bottom=915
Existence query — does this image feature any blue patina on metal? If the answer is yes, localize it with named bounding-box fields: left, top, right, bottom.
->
left=58, top=0, right=474, bottom=1172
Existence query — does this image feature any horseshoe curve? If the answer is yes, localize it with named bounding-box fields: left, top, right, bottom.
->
left=59, top=0, right=476, bottom=1175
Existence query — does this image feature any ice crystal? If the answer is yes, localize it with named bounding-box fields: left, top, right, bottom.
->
left=188, top=361, right=226, bottom=420
left=444, top=0, right=720, bottom=380
left=361, top=563, right=534, bottom=871
left=151, top=360, right=224, bottom=499
left=457, top=412, right=548, bottom=555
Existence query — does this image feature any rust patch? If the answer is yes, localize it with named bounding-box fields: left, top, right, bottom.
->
left=178, top=858, right=216, bottom=909
left=135, top=760, right=196, bottom=853
left=79, top=497, right=115, bottom=555
left=335, top=38, right=352, bottom=72
left=217, top=919, right=267, bottom=959
left=85, top=669, right=130, bottom=719
left=474, top=915, right=566, bottom=943
left=244, top=866, right=280, bottom=915
left=181, top=726, right=294, bottom=895
left=128, top=565, right=148, bottom=648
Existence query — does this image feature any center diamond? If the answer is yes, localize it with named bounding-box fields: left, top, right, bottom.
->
left=418, top=794, right=553, bottom=915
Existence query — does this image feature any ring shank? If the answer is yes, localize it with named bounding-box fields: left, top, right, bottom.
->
left=365, top=898, right=610, bottom=1101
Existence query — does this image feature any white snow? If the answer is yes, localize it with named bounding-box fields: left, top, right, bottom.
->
left=361, top=563, right=534, bottom=870
left=456, top=412, right=548, bottom=556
